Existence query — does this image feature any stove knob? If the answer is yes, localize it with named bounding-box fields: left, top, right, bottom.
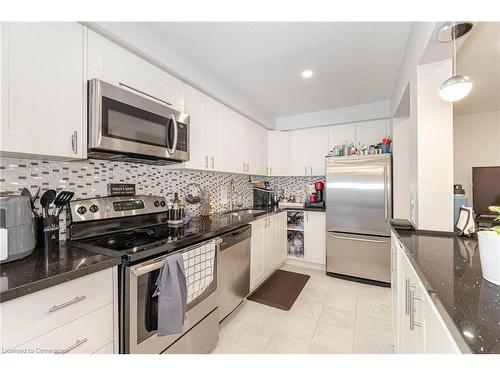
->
left=77, top=206, right=87, bottom=215
left=154, top=200, right=160, bottom=207
left=89, top=204, right=99, bottom=213
left=160, top=200, right=166, bottom=207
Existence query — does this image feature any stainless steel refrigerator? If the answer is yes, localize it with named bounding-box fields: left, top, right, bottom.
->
left=325, top=154, right=392, bottom=284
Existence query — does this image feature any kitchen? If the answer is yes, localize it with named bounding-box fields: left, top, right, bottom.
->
left=1, top=6, right=500, bottom=367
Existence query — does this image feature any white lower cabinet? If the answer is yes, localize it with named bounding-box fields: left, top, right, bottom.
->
left=392, top=232, right=461, bottom=354
left=303, top=211, right=326, bottom=265
left=0, top=267, right=117, bottom=354
left=250, top=213, right=287, bottom=291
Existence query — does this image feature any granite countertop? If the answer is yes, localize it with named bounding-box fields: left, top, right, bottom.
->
left=393, top=227, right=500, bottom=354
left=0, top=242, right=121, bottom=303
left=0, top=206, right=324, bottom=303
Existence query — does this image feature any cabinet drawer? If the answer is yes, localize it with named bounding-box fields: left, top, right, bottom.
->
left=1, top=268, right=114, bottom=349
left=16, top=304, right=114, bottom=354
left=93, top=342, right=114, bottom=354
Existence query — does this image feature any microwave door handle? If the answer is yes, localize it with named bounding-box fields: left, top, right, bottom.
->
left=169, top=114, right=179, bottom=156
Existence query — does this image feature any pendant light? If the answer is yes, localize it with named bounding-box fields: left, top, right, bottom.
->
left=438, top=22, right=474, bottom=102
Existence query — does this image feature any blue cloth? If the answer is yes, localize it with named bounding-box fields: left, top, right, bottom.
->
left=153, top=253, right=187, bottom=336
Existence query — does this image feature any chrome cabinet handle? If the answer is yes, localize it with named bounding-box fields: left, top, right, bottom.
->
left=119, top=82, right=172, bottom=107
left=49, top=295, right=87, bottom=313
left=405, top=279, right=410, bottom=315
left=71, top=131, right=78, bottom=154
left=205, top=156, right=209, bottom=169
left=60, top=338, right=88, bottom=354
left=270, top=167, right=272, bottom=175
left=304, top=166, right=307, bottom=175
left=310, top=166, right=312, bottom=175
left=211, top=156, right=215, bottom=169
left=243, top=162, right=246, bottom=172
left=328, top=234, right=389, bottom=243
left=409, top=287, right=423, bottom=331
left=383, top=166, right=388, bottom=222
left=168, top=114, right=179, bottom=156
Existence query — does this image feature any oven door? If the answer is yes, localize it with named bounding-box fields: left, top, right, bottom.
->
left=124, top=238, right=220, bottom=354
left=88, top=79, right=189, bottom=162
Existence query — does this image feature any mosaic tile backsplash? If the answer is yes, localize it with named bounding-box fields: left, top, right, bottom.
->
left=0, top=157, right=324, bottom=239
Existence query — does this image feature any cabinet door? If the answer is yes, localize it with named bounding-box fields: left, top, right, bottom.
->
left=267, top=131, right=291, bottom=176
left=290, top=129, right=309, bottom=176
left=308, top=127, right=328, bottom=175
left=277, top=212, right=288, bottom=263
left=304, top=211, right=326, bottom=265
left=355, top=119, right=388, bottom=147
left=242, top=119, right=258, bottom=174
left=183, top=86, right=206, bottom=170
left=220, top=109, right=243, bottom=173
left=203, top=97, right=221, bottom=171
left=423, top=297, right=460, bottom=353
left=264, top=216, right=279, bottom=274
left=1, top=22, right=85, bottom=159
left=250, top=218, right=266, bottom=291
left=255, top=125, right=268, bottom=175
left=328, top=123, right=356, bottom=148
left=87, top=30, right=184, bottom=111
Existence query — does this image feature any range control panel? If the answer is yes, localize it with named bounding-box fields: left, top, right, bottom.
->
left=69, top=195, right=167, bottom=222
left=113, top=199, right=145, bottom=212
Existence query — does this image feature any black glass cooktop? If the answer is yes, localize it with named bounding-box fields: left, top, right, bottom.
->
left=80, top=224, right=201, bottom=253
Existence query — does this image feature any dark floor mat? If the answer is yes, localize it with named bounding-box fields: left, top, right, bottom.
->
left=247, top=269, right=310, bottom=310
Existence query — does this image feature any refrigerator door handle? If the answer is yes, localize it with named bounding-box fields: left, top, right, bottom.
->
left=384, top=166, right=388, bottom=222
left=327, top=233, right=389, bottom=244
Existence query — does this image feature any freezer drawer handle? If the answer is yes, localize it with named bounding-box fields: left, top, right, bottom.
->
left=328, top=234, right=389, bottom=244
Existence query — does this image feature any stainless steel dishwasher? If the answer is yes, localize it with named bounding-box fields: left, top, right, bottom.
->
left=218, top=225, right=251, bottom=322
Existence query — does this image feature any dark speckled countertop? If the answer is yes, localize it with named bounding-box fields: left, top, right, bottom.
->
left=0, top=242, right=121, bottom=303
left=0, top=206, right=325, bottom=303
left=393, top=228, right=500, bottom=354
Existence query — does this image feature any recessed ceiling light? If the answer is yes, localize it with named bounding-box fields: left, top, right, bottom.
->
left=302, top=70, right=313, bottom=79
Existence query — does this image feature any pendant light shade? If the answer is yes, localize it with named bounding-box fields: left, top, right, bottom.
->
left=437, top=22, right=474, bottom=102
left=439, top=74, right=473, bottom=102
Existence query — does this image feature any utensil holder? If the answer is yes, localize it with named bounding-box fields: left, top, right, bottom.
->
left=36, top=216, right=59, bottom=251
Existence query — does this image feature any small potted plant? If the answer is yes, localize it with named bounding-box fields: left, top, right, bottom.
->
left=478, top=206, right=500, bottom=286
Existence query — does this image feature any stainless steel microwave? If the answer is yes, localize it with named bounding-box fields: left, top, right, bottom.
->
left=88, top=79, right=189, bottom=164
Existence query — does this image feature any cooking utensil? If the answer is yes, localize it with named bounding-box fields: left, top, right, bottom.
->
left=52, top=191, right=75, bottom=216
left=32, top=186, right=40, bottom=205
left=40, top=189, right=56, bottom=218
left=21, top=187, right=39, bottom=217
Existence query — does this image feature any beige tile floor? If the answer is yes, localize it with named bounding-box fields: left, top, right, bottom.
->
left=211, top=264, right=394, bottom=354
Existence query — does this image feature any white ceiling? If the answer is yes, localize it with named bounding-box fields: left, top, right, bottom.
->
left=148, top=22, right=412, bottom=118
left=454, top=22, right=500, bottom=115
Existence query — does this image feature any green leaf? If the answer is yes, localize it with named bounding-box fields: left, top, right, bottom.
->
left=489, top=206, right=500, bottom=213
left=491, top=226, right=500, bottom=235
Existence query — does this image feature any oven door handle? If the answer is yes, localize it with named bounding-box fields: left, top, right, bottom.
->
left=132, top=259, right=166, bottom=277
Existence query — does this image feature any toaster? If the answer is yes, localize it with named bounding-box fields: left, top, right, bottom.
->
left=0, top=194, right=36, bottom=263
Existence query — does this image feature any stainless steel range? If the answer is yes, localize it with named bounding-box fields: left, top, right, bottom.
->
left=68, top=195, right=220, bottom=354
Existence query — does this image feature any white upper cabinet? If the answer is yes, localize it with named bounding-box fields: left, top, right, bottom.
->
left=267, top=131, right=291, bottom=176
left=87, top=29, right=184, bottom=111
left=241, top=119, right=258, bottom=174
left=1, top=22, right=86, bottom=159
left=203, top=96, right=222, bottom=171
left=290, top=128, right=328, bottom=176
left=183, top=85, right=205, bottom=170
left=220, top=108, right=243, bottom=173
left=355, top=119, right=389, bottom=146
left=255, top=125, right=268, bottom=176
left=308, top=127, right=328, bottom=175
left=328, top=123, right=356, bottom=149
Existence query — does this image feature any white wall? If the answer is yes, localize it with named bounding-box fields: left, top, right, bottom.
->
left=392, top=116, right=412, bottom=220
left=416, top=59, right=454, bottom=232
left=86, top=22, right=275, bottom=129
left=275, top=101, right=390, bottom=130
left=453, top=110, right=500, bottom=203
